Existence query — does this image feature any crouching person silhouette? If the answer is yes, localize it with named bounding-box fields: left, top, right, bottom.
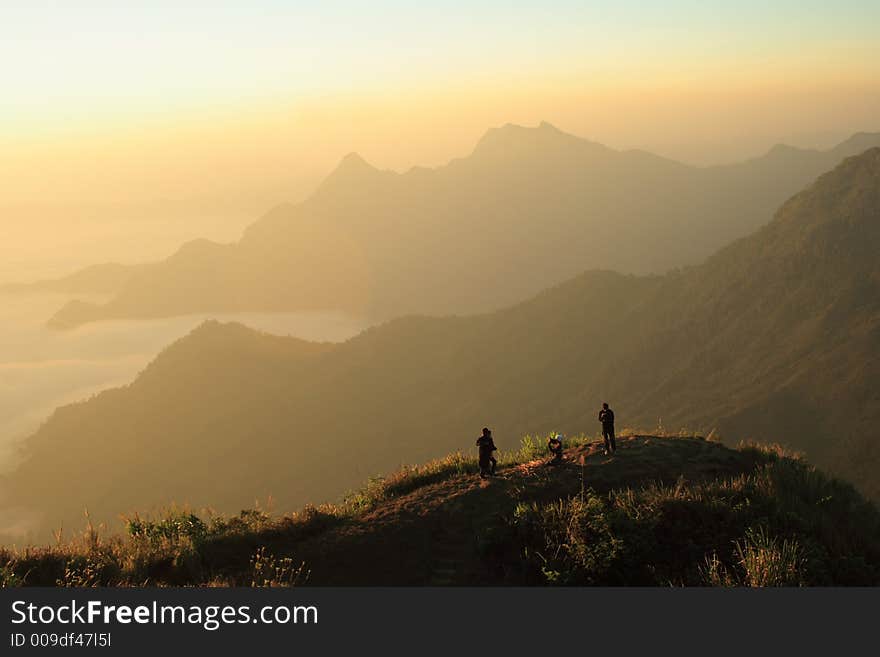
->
left=476, top=427, right=498, bottom=478
left=547, top=433, right=563, bottom=464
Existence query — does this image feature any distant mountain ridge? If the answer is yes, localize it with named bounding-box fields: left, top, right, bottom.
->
left=0, top=263, right=136, bottom=296
left=4, top=147, right=879, bottom=540
left=41, top=123, right=880, bottom=328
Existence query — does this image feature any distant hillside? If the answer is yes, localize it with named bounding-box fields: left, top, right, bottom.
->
left=3, top=148, right=879, bottom=540
left=0, top=263, right=137, bottom=296
left=3, top=437, right=879, bottom=586
left=46, top=124, right=880, bottom=328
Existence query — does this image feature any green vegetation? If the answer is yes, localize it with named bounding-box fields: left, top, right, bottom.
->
left=0, top=505, right=333, bottom=587
left=340, top=433, right=592, bottom=513
left=2, top=436, right=877, bottom=587
left=248, top=546, right=308, bottom=588
left=341, top=453, right=476, bottom=514
left=502, top=445, right=880, bottom=586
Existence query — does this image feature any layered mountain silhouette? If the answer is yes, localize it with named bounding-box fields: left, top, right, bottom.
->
left=44, top=123, right=880, bottom=328
left=0, top=263, right=136, bottom=296
left=4, top=147, right=879, bottom=540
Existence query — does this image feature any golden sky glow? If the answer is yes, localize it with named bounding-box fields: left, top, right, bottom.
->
left=1, top=1, right=879, bottom=275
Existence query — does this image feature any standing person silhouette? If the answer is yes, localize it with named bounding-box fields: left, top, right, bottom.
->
left=598, top=403, right=616, bottom=455
left=476, top=427, right=498, bottom=478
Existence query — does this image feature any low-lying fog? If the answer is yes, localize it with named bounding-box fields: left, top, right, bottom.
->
left=0, top=292, right=368, bottom=473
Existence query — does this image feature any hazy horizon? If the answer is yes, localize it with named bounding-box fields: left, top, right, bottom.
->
left=3, top=1, right=880, bottom=283
left=4, top=124, right=879, bottom=285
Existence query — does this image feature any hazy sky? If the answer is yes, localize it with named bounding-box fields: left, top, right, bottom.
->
left=1, top=1, right=879, bottom=233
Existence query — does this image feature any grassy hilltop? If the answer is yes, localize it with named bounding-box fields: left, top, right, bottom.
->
left=3, top=434, right=879, bottom=587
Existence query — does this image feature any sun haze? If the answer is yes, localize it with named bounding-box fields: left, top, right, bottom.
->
left=3, top=2, right=878, bottom=205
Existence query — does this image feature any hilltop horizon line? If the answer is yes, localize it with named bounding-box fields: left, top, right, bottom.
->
left=323, top=122, right=880, bottom=180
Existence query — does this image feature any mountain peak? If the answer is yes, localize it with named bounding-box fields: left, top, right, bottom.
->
left=336, top=151, right=375, bottom=173
left=764, top=146, right=880, bottom=244
left=831, top=131, right=880, bottom=157
left=764, top=143, right=807, bottom=158
left=471, top=121, right=605, bottom=159
left=807, top=145, right=880, bottom=193
left=537, top=120, right=563, bottom=132
left=316, top=151, right=391, bottom=194
left=477, top=121, right=567, bottom=141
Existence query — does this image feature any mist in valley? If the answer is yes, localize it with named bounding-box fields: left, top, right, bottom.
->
left=0, top=291, right=366, bottom=477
